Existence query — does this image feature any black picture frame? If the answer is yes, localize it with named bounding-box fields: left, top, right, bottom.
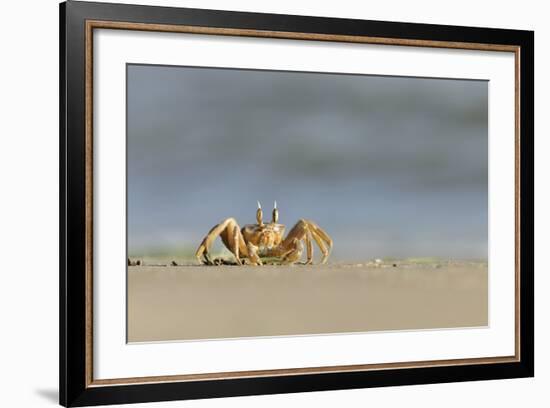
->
left=60, top=1, right=534, bottom=406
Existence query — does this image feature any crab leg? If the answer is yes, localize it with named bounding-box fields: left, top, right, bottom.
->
left=282, top=219, right=333, bottom=264
left=232, top=225, right=241, bottom=264
left=309, top=228, right=330, bottom=264
left=195, top=217, right=248, bottom=265
left=305, top=230, right=313, bottom=265
left=282, top=238, right=304, bottom=265
left=307, top=220, right=333, bottom=251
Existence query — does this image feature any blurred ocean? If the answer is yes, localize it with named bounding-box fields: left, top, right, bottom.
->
left=127, top=65, right=488, bottom=261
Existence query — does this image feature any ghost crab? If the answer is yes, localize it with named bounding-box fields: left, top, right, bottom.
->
left=195, top=202, right=333, bottom=266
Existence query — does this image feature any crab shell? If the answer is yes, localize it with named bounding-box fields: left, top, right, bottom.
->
left=242, top=223, right=285, bottom=255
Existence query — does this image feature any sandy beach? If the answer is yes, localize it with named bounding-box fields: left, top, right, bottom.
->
left=127, top=260, right=487, bottom=342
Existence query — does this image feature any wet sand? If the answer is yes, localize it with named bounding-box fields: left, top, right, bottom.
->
left=127, top=261, right=487, bottom=342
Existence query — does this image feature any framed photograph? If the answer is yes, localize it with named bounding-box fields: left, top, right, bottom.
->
left=60, top=1, right=534, bottom=406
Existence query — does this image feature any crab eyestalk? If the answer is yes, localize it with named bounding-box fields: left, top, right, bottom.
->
left=272, top=201, right=279, bottom=223
left=256, top=201, right=263, bottom=225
